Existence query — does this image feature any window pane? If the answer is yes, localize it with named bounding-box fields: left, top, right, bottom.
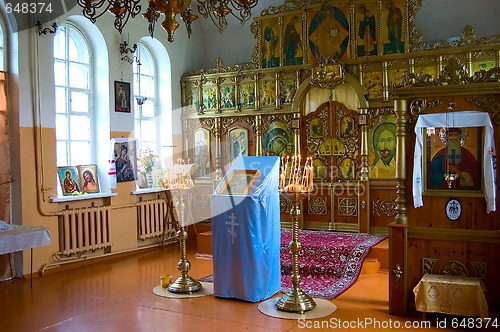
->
left=69, top=63, right=89, bottom=89
left=68, top=31, right=89, bottom=63
left=141, top=120, right=156, bottom=141
left=56, top=141, right=68, bottom=166
left=55, top=87, right=67, bottom=114
left=141, top=100, right=155, bottom=117
left=70, top=91, right=89, bottom=113
left=70, top=116, right=89, bottom=140
left=70, top=141, right=91, bottom=165
left=133, top=75, right=139, bottom=95
left=54, top=61, right=67, bottom=86
left=138, top=52, right=154, bottom=75
left=53, top=27, right=66, bottom=60
left=140, top=76, right=155, bottom=97
left=55, top=114, right=68, bottom=139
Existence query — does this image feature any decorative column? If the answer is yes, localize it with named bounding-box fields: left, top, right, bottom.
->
left=389, top=98, right=409, bottom=316
left=198, top=75, right=205, bottom=115
left=214, top=117, right=222, bottom=180
left=275, top=71, right=281, bottom=109
left=216, top=77, right=222, bottom=114
left=394, top=99, right=408, bottom=225
left=382, top=61, right=389, bottom=100
left=254, top=74, right=261, bottom=110
left=359, top=107, right=369, bottom=181
left=255, top=115, right=263, bottom=156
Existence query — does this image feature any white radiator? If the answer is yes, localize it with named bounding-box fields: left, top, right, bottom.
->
left=59, top=206, right=111, bottom=255
left=137, top=198, right=176, bottom=240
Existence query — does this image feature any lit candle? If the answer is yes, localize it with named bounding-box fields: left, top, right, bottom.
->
left=288, top=155, right=295, bottom=187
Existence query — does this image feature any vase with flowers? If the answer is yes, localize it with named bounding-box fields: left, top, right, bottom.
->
left=139, top=148, right=159, bottom=188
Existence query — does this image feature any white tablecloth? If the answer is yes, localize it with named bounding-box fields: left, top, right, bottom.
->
left=0, top=225, right=51, bottom=255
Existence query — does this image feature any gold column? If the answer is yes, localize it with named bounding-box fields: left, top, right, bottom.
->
left=409, top=58, right=415, bottom=74
left=214, top=117, right=222, bottom=180
left=382, top=61, right=389, bottom=100
left=275, top=72, right=281, bottom=109
left=255, top=115, right=262, bottom=156
left=198, top=76, right=205, bottom=115
left=359, top=108, right=369, bottom=181
left=437, top=55, right=444, bottom=75
left=394, top=99, right=408, bottom=225
left=254, top=74, right=261, bottom=110
left=216, top=77, right=222, bottom=114
left=466, top=52, right=473, bottom=77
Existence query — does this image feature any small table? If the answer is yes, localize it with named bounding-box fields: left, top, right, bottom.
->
left=413, top=273, right=488, bottom=319
left=0, top=224, right=51, bottom=287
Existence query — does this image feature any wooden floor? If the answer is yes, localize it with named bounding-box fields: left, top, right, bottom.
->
left=1, top=242, right=462, bottom=331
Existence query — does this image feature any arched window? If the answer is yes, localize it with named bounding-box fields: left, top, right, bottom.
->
left=53, top=23, right=93, bottom=166
left=133, top=43, right=158, bottom=156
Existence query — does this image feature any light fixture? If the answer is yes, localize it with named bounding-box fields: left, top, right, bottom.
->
left=442, top=102, right=463, bottom=189
left=36, top=20, right=58, bottom=36
left=76, top=0, right=142, bottom=34
left=197, top=0, right=258, bottom=33
left=136, top=96, right=147, bottom=105
left=75, top=0, right=259, bottom=43
left=119, top=41, right=141, bottom=65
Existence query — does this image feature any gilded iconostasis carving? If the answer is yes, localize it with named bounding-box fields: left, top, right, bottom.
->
left=181, top=0, right=499, bottom=233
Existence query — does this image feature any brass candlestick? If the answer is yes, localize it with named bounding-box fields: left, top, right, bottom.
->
left=168, top=188, right=202, bottom=293
left=276, top=190, right=316, bottom=313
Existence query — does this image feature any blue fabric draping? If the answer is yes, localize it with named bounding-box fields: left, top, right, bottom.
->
left=211, top=156, right=281, bottom=302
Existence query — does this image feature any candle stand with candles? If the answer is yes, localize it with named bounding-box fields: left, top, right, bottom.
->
left=164, top=161, right=201, bottom=293
left=277, top=155, right=316, bottom=313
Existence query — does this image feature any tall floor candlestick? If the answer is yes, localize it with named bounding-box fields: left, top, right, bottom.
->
left=276, top=191, right=316, bottom=313
left=167, top=188, right=202, bottom=293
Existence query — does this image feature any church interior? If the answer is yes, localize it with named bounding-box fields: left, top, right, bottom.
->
left=1, top=0, right=499, bottom=330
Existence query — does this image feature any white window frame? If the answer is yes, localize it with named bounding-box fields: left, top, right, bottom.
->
left=53, top=22, right=94, bottom=167
left=133, top=43, right=159, bottom=158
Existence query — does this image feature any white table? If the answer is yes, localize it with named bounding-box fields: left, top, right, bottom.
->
left=0, top=224, right=51, bottom=286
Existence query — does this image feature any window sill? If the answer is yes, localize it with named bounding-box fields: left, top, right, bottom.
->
left=131, top=187, right=166, bottom=195
left=50, top=192, right=118, bottom=203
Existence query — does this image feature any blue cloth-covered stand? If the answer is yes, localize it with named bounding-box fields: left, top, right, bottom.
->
left=211, top=156, right=281, bottom=302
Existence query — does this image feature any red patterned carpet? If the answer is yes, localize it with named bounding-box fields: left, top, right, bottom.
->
left=200, top=229, right=387, bottom=300
left=280, top=229, right=387, bottom=299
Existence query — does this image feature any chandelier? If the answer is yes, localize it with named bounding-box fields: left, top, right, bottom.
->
left=76, top=0, right=259, bottom=43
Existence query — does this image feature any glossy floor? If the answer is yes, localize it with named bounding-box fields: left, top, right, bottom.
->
left=1, top=243, right=458, bottom=331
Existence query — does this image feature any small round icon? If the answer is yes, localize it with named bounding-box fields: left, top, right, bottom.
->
left=445, top=198, right=462, bottom=221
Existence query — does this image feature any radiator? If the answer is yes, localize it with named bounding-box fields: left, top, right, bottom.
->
left=137, top=198, right=176, bottom=240
left=59, top=206, right=111, bottom=255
